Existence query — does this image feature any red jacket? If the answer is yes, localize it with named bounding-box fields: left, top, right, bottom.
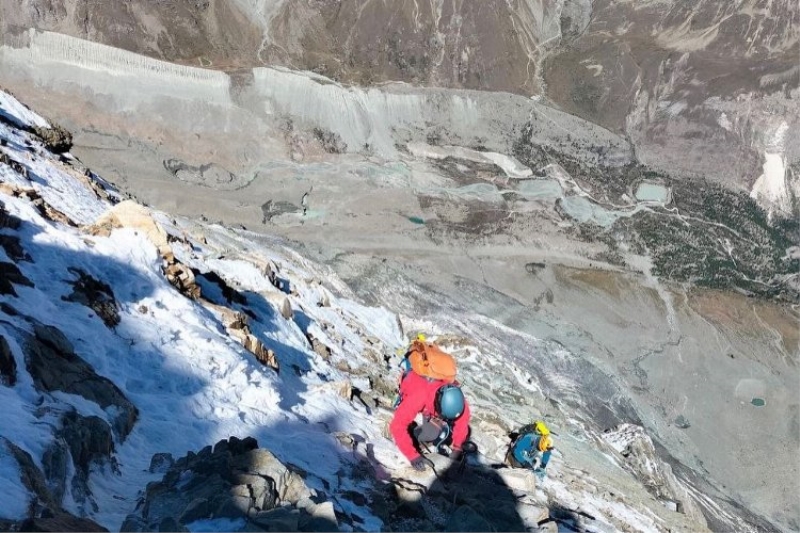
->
left=389, top=372, right=471, bottom=461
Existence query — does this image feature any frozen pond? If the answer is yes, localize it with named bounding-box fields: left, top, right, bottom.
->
left=561, top=196, right=623, bottom=227
left=635, top=182, right=670, bottom=203
left=516, top=179, right=563, bottom=199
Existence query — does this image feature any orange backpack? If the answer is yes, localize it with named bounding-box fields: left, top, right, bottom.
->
left=407, top=340, right=457, bottom=383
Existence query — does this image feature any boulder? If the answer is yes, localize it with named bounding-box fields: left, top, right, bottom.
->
left=62, top=268, right=120, bottom=328
left=178, top=498, right=214, bottom=524
left=497, top=467, right=536, bottom=495
left=298, top=512, right=338, bottom=532
left=31, top=124, right=72, bottom=153
left=149, top=453, right=175, bottom=474
left=250, top=506, right=300, bottom=532
left=261, top=291, right=293, bottom=319
left=215, top=495, right=253, bottom=518
left=128, top=438, right=319, bottom=529
left=232, top=449, right=313, bottom=504
left=306, top=334, right=331, bottom=360
left=206, top=304, right=280, bottom=373
left=87, top=201, right=168, bottom=249
left=163, top=261, right=201, bottom=299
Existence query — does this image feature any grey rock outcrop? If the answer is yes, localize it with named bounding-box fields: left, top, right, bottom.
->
left=371, top=453, right=539, bottom=532
left=59, top=410, right=115, bottom=501
left=41, top=439, right=69, bottom=504
left=62, top=267, right=120, bottom=328
left=603, top=424, right=706, bottom=526
left=0, top=436, right=108, bottom=532
left=122, top=437, right=337, bottom=532
left=24, top=322, right=138, bottom=439
left=148, top=453, right=175, bottom=474
left=31, top=124, right=72, bottom=153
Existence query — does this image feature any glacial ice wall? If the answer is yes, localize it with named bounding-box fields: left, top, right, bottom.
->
left=1, top=30, right=231, bottom=107
left=0, top=30, right=631, bottom=166
left=252, top=67, right=481, bottom=155
left=250, top=66, right=630, bottom=163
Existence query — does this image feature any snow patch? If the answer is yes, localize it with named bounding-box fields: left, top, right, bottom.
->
left=750, top=121, right=791, bottom=216
left=0, top=90, right=50, bottom=128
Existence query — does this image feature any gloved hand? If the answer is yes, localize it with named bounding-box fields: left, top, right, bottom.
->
left=411, top=456, right=433, bottom=472
left=533, top=468, right=546, bottom=481
left=449, top=448, right=464, bottom=462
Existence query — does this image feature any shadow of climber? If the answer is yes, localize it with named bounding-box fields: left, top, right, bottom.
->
left=391, top=451, right=527, bottom=532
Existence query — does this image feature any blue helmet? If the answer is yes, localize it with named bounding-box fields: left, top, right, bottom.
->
left=435, top=384, right=465, bottom=420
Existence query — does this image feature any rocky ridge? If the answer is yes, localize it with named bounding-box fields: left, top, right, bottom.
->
left=1, top=29, right=797, bottom=530
left=0, top=89, right=737, bottom=532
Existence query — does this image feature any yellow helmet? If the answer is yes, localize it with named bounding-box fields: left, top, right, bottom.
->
left=416, top=333, right=427, bottom=342
left=533, top=420, right=550, bottom=436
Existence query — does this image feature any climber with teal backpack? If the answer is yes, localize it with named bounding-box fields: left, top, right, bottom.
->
left=390, top=335, right=472, bottom=472
left=506, top=420, right=554, bottom=481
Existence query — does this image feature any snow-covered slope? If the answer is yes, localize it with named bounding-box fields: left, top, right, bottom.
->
left=0, top=89, right=760, bottom=533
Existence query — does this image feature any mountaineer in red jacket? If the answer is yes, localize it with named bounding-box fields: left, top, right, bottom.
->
left=390, top=371, right=472, bottom=471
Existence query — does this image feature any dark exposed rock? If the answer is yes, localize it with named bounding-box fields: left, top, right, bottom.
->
left=0, top=234, right=30, bottom=262
left=525, top=262, right=546, bottom=274
left=0, top=261, right=33, bottom=296
left=306, top=334, right=331, bottom=360
left=149, top=453, right=175, bottom=474
left=25, top=323, right=138, bottom=439
left=120, top=515, right=148, bottom=532
left=312, top=128, right=347, bottom=154
left=62, top=268, right=120, bottom=328
left=0, top=201, right=23, bottom=230
left=18, top=514, right=108, bottom=532
left=0, top=302, right=20, bottom=316
left=445, top=505, right=493, bottom=532
left=178, top=497, right=215, bottom=524
left=157, top=517, right=187, bottom=533
left=55, top=411, right=115, bottom=511
left=0, top=440, right=105, bottom=529
left=42, top=440, right=69, bottom=504
left=124, top=437, right=325, bottom=531
left=162, top=258, right=202, bottom=300
left=58, top=411, right=114, bottom=476
left=251, top=506, right=300, bottom=531
left=0, top=334, right=17, bottom=386
left=1, top=436, right=59, bottom=511
left=31, top=124, right=73, bottom=154
left=195, top=270, right=248, bottom=305
left=261, top=200, right=299, bottom=224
